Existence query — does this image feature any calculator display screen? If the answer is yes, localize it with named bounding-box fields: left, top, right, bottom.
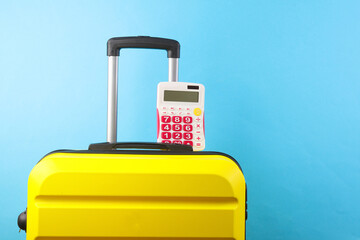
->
left=164, top=90, right=199, bottom=102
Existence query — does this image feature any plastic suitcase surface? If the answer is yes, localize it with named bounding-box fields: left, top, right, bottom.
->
left=20, top=37, right=247, bottom=240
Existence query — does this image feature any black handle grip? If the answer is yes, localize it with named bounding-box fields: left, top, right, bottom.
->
left=89, top=142, right=192, bottom=152
left=107, top=36, right=180, bottom=58
left=18, top=209, right=27, bottom=232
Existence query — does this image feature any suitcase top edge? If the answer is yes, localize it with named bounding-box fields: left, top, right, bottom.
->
left=38, top=149, right=244, bottom=173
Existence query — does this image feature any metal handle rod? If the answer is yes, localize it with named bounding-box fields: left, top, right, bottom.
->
left=107, top=56, right=118, bottom=143
left=106, top=56, right=179, bottom=143
left=168, top=58, right=178, bottom=82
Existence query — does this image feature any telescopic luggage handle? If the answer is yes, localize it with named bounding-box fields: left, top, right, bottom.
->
left=107, top=36, right=180, bottom=143
left=107, top=36, right=180, bottom=58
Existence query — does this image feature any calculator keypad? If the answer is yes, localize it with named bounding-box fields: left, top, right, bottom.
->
left=158, top=106, right=204, bottom=151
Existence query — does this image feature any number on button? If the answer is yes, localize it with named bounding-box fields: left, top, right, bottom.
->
left=183, top=116, right=192, bottom=123
left=173, top=140, right=182, bottom=144
left=184, top=141, right=193, bottom=146
left=162, top=140, right=171, bottom=144
left=161, top=124, right=171, bottom=131
left=172, top=116, right=182, bottom=123
left=161, top=132, right=171, bottom=139
left=172, top=124, right=182, bottom=131
left=184, top=124, right=192, bottom=132
left=184, top=133, right=193, bottom=140
left=172, top=132, right=182, bottom=139
left=161, top=116, right=171, bottom=123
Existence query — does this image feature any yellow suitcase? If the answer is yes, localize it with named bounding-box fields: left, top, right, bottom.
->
left=18, top=37, right=247, bottom=240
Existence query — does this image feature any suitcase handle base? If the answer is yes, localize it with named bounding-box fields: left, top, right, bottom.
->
left=89, top=142, right=193, bottom=152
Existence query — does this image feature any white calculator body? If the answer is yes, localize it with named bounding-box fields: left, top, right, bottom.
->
left=157, top=82, right=205, bottom=151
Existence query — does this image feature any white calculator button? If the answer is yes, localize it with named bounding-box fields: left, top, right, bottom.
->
left=195, top=142, right=203, bottom=148
left=195, top=117, right=202, bottom=122
left=170, top=111, right=176, bottom=115
left=195, top=130, right=201, bottom=134
left=195, top=136, right=202, bottom=141
left=178, top=112, right=183, bottom=115
left=195, top=123, right=202, bottom=129
left=162, top=111, right=167, bottom=115
left=162, top=106, right=167, bottom=110
left=170, top=107, right=175, bottom=110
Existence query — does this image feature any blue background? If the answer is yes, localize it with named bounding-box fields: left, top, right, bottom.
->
left=1, top=0, right=359, bottom=239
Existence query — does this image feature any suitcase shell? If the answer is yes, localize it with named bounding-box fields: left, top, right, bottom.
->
left=26, top=149, right=246, bottom=240
left=19, top=37, right=247, bottom=239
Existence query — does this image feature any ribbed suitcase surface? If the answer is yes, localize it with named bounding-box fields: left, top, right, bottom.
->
left=26, top=150, right=246, bottom=240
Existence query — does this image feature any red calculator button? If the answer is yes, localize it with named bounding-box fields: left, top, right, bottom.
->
left=172, top=132, right=182, bottom=139
left=173, top=140, right=182, bottom=144
left=161, top=124, right=171, bottom=131
left=161, top=116, right=171, bottom=123
left=183, top=116, right=193, bottom=123
left=184, top=141, right=193, bottom=146
left=161, top=132, right=171, bottom=139
left=184, top=124, right=193, bottom=132
left=183, top=133, right=193, bottom=140
left=162, top=140, right=171, bottom=144
left=172, top=116, right=182, bottom=123
left=172, top=124, right=182, bottom=131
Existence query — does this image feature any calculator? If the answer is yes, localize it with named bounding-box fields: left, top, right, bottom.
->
left=157, top=82, right=205, bottom=151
